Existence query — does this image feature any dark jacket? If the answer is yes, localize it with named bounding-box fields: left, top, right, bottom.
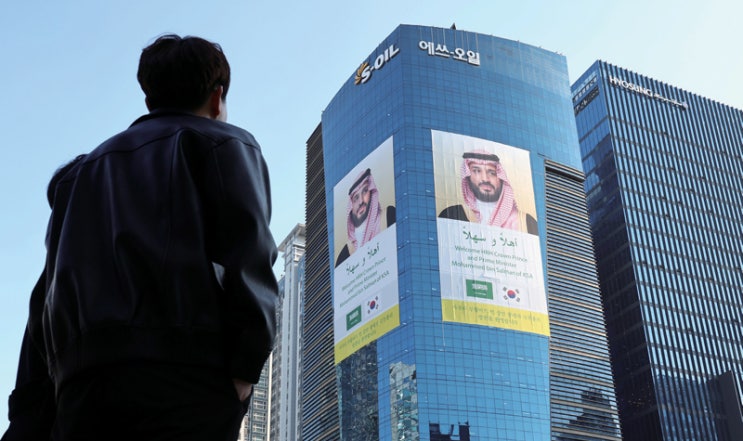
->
left=3, top=156, right=86, bottom=440
left=1, top=327, right=55, bottom=441
left=29, top=110, right=278, bottom=391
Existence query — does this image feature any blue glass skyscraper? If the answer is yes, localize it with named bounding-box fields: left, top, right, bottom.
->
left=303, top=25, right=619, bottom=440
left=573, top=61, right=743, bottom=440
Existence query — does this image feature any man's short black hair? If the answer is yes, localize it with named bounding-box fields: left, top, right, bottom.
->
left=137, top=34, right=231, bottom=111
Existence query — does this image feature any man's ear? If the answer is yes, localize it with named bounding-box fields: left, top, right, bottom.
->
left=208, top=86, right=225, bottom=120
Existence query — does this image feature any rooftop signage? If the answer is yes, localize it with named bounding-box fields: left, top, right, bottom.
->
left=572, top=74, right=597, bottom=104
left=572, top=74, right=599, bottom=116
left=418, top=40, right=480, bottom=66
left=574, top=88, right=599, bottom=116
left=354, top=44, right=400, bottom=85
left=609, top=75, right=688, bottom=110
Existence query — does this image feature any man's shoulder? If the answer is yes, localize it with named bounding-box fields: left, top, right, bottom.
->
left=131, top=112, right=259, bottom=147
left=179, top=115, right=259, bottom=147
left=335, top=244, right=351, bottom=268
left=438, top=205, right=468, bottom=221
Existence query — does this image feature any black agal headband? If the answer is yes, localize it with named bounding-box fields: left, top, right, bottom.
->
left=462, top=152, right=500, bottom=162
left=349, top=168, right=372, bottom=195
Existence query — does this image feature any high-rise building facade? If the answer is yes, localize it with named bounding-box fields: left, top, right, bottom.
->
left=270, top=224, right=306, bottom=441
left=302, top=124, right=341, bottom=440
left=304, top=25, right=619, bottom=440
left=573, top=61, right=743, bottom=440
left=238, top=358, right=272, bottom=441
left=239, top=225, right=306, bottom=441
left=237, top=356, right=273, bottom=441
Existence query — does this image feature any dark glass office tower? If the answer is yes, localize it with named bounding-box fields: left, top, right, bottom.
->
left=303, top=25, right=619, bottom=440
left=573, top=61, right=743, bottom=440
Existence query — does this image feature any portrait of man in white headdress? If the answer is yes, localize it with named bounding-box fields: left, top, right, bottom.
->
left=336, top=168, right=395, bottom=267
left=439, top=150, right=537, bottom=234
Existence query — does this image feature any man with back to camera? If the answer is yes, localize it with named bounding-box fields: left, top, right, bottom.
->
left=439, top=150, right=537, bottom=234
left=4, top=34, right=279, bottom=441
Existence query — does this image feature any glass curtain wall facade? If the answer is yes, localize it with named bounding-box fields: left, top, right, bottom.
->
left=573, top=61, right=743, bottom=440
left=314, top=25, right=619, bottom=440
left=545, top=161, right=621, bottom=441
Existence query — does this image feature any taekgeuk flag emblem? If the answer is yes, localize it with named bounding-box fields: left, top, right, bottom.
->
left=366, top=295, right=380, bottom=316
left=502, top=287, right=521, bottom=303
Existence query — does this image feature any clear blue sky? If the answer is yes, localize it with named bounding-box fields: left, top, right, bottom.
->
left=0, top=0, right=740, bottom=431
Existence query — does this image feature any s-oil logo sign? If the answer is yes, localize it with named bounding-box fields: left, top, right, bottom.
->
left=354, top=44, right=399, bottom=85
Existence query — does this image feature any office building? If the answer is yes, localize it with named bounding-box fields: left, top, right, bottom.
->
left=573, top=61, right=743, bottom=440
left=302, top=124, right=342, bottom=440
left=238, top=225, right=306, bottom=441
left=238, top=359, right=272, bottom=441
left=270, top=225, right=306, bottom=441
left=304, top=25, right=620, bottom=440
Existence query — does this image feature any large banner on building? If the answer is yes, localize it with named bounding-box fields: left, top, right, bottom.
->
left=333, top=137, right=399, bottom=363
left=432, top=130, right=549, bottom=336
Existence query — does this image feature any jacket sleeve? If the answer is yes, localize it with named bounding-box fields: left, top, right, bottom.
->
left=205, top=137, right=278, bottom=384
left=2, top=275, right=55, bottom=441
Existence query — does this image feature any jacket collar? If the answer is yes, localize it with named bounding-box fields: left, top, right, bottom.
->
left=130, top=109, right=201, bottom=127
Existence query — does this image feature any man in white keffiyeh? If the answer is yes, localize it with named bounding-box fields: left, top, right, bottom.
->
left=439, top=150, right=536, bottom=234
left=336, top=168, right=395, bottom=267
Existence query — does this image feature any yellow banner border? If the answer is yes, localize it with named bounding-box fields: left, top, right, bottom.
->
left=334, top=305, right=400, bottom=364
left=442, top=299, right=550, bottom=336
